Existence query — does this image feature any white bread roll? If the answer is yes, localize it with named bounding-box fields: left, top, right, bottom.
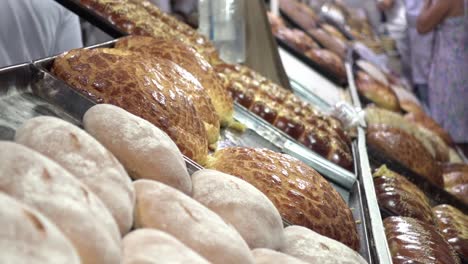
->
left=15, top=116, right=135, bottom=235
left=0, top=141, right=121, bottom=264
left=122, top=228, right=210, bottom=264
left=134, top=179, right=255, bottom=264
left=192, top=169, right=285, bottom=249
left=252, top=248, right=308, bottom=264
left=0, top=192, right=80, bottom=264
left=280, top=225, right=367, bottom=264
left=83, top=104, right=192, bottom=195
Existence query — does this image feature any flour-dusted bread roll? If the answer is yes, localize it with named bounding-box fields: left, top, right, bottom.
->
left=192, top=169, right=285, bottom=250
left=122, top=228, right=210, bottom=264
left=15, top=116, right=135, bottom=235
left=0, top=193, right=80, bottom=264
left=252, top=248, right=308, bottom=264
left=134, top=179, right=255, bottom=264
left=0, top=141, right=121, bottom=264
left=83, top=104, right=192, bottom=195
left=281, top=226, right=367, bottom=264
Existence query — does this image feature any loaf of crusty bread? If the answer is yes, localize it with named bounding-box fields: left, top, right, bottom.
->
left=392, top=86, right=424, bottom=114
left=321, top=23, right=347, bottom=41
left=432, top=204, right=468, bottom=261
left=115, top=35, right=234, bottom=129
left=280, top=225, right=367, bottom=264
left=133, top=179, right=255, bottom=264
left=373, top=165, right=434, bottom=224
left=84, top=104, right=192, bottom=194
left=442, top=163, right=468, bottom=205
left=0, top=141, right=121, bottom=264
left=0, top=193, right=80, bottom=264
left=384, top=216, right=461, bottom=264
left=52, top=47, right=209, bottom=165
left=307, top=28, right=347, bottom=59
left=205, top=147, right=360, bottom=251
left=252, top=248, right=308, bottom=264
left=15, top=116, right=135, bottom=235
left=367, top=124, right=443, bottom=187
left=304, top=49, right=347, bottom=82
left=355, top=71, right=400, bottom=111
left=278, top=0, right=318, bottom=31
left=191, top=169, right=285, bottom=250
left=275, top=27, right=320, bottom=53
left=405, top=111, right=454, bottom=147
left=122, top=228, right=210, bottom=264
left=356, top=60, right=389, bottom=87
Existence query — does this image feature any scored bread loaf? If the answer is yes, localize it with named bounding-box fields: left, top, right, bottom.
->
left=205, top=147, right=360, bottom=251
left=0, top=193, right=80, bottom=264
left=191, top=169, right=285, bottom=250
left=432, top=205, right=468, bottom=261
left=280, top=225, right=367, bottom=264
left=384, top=216, right=461, bottom=264
left=0, top=141, right=121, bottom=264
left=133, top=179, right=255, bottom=264
left=122, top=229, right=210, bottom=264
left=373, top=165, right=434, bottom=224
left=252, top=248, right=308, bottom=264
left=52, top=47, right=209, bottom=165
left=83, top=104, right=192, bottom=195
left=15, top=116, right=135, bottom=235
left=114, top=35, right=234, bottom=128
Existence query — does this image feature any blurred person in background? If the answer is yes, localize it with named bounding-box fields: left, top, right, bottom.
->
left=417, top=0, right=467, bottom=149
left=0, top=0, right=82, bottom=68
left=404, top=0, right=434, bottom=108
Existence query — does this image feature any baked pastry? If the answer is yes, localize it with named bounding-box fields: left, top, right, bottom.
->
left=405, top=111, right=454, bottom=147
left=0, top=192, right=80, bottom=264
left=373, top=165, right=434, bottom=224
left=191, top=169, right=285, bottom=250
left=321, top=23, right=347, bottom=41
left=356, top=60, right=389, bottom=87
left=215, top=64, right=354, bottom=171
left=122, top=229, right=210, bottom=264
left=205, top=147, right=360, bottom=251
left=115, top=35, right=234, bottom=129
left=133, top=179, right=255, bottom=264
left=392, top=85, right=425, bottom=114
left=384, top=216, right=461, bottom=264
left=278, top=0, right=318, bottom=31
left=442, top=163, right=468, bottom=205
left=355, top=71, right=400, bottom=111
left=252, top=248, right=308, bottom=264
left=52, top=48, right=209, bottom=165
left=275, top=27, right=320, bottom=52
left=366, top=124, right=443, bottom=187
left=280, top=225, right=367, bottom=263
left=0, top=141, right=120, bottom=264
left=83, top=104, right=192, bottom=195
left=15, top=116, right=135, bottom=235
left=307, top=28, right=347, bottom=59
left=267, top=12, right=287, bottom=34
left=432, top=204, right=468, bottom=261
left=304, top=49, right=347, bottom=82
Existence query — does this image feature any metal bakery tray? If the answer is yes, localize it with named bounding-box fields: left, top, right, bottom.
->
left=0, top=60, right=373, bottom=263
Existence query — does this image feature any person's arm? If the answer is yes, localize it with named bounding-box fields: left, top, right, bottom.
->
left=417, top=0, right=452, bottom=34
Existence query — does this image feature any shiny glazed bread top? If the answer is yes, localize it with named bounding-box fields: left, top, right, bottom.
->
left=206, top=147, right=360, bottom=251
left=52, top=48, right=208, bottom=164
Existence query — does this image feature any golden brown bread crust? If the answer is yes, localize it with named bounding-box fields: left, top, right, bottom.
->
left=275, top=28, right=320, bottom=53
left=373, top=165, right=434, bottom=224
left=405, top=112, right=454, bottom=147
left=52, top=48, right=209, bottom=165
left=206, top=147, right=360, bottom=251
left=321, top=23, right=347, bottom=41
left=442, top=164, right=468, bottom=205
left=304, top=49, right=347, bottom=82
left=267, top=12, right=286, bottom=34
left=432, top=204, right=468, bottom=261
left=384, top=216, right=461, bottom=264
left=215, top=64, right=354, bottom=171
left=278, top=0, right=318, bottom=31
left=308, top=28, right=347, bottom=59
left=356, top=71, right=400, bottom=111
left=366, top=124, right=443, bottom=187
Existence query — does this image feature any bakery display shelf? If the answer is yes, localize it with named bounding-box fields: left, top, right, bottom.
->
left=0, top=60, right=373, bottom=263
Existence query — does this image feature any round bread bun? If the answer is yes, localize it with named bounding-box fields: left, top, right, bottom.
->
left=280, top=225, right=367, bottom=264
left=192, top=169, right=285, bottom=249
left=252, top=248, right=308, bottom=264
left=83, top=104, right=192, bottom=195
left=122, top=228, right=210, bottom=264
left=15, top=116, right=135, bottom=235
left=0, top=192, right=80, bottom=264
left=133, top=179, right=255, bottom=264
left=0, top=141, right=121, bottom=264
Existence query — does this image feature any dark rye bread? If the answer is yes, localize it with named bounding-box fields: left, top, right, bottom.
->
left=373, top=165, right=434, bottom=224
left=206, top=147, right=360, bottom=251
left=366, top=124, right=443, bottom=187
left=384, top=216, right=461, bottom=264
